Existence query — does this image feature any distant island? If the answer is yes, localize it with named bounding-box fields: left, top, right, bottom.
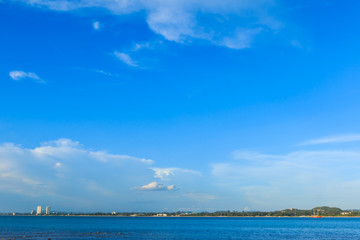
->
left=3, top=206, right=360, bottom=217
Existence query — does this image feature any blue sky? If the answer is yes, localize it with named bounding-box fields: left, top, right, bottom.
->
left=2, top=0, right=360, bottom=212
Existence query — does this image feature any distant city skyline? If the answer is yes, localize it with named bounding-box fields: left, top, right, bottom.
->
left=2, top=0, right=360, bottom=212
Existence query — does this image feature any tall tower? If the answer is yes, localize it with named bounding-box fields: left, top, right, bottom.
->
left=46, top=206, right=51, bottom=215
left=36, top=206, right=42, bottom=215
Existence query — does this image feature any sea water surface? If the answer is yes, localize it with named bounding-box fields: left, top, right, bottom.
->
left=1, top=216, right=360, bottom=239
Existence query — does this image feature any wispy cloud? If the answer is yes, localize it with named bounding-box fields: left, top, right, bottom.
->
left=232, top=150, right=281, bottom=161
left=9, top=70, right=44, bottom=83
left=150, top=167, right=201, bottom=181
left=132, top=42, right=151, bottom=51
left=13, top=0, right=281, bottom=49
left=93, top=20, right=100, bottom=30
left=112, top=40, right=162, bottom=69
left=212, top=149, right=360, bottom=209
left=299, top=134, right=360, bottom=146
left=219, top=28, right=262, bottom=49
left=92, top=69, right=122, bottom=77
left=132, top=182, right=176, bottom=191
left=114, top=51, right=138, bottom=67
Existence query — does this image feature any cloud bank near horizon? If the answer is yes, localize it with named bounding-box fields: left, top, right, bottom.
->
left=0, top=138, right=208, bottom=212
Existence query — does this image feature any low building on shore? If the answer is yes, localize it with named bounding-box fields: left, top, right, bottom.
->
left=341, top=211, right=351, bottom=215
left=155, top=213, right=167, bottom=217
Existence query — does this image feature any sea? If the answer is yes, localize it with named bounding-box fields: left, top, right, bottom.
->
left=1, top=216, right=360, bottom=239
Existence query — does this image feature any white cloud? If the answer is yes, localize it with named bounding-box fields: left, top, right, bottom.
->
left=9, top=70, right=44, bottom=83
left=132, top=42, right=151, bottom=51
left=132, top=182, right=176, bottom=191
left=54, top=162, right=62, bottom=168
left=93, top=20, right=100, bottom=30
left=13, top=0, right=281, bottom=49
left=114, top=51, right=138, bottom=67
left=299, top=134, right=360, bottom=146
left=150, top=167, right=201, bottom=180
left=219, top=28, right=262, bottom=49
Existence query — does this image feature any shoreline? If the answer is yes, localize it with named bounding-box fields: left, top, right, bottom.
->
left=2, top=215, right=360, bottom=218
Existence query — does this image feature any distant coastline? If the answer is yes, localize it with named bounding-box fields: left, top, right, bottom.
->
left=3, top=206, right=360, bottom=218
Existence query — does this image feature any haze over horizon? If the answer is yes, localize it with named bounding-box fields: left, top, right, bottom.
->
left=2, top=0, right=360, bottom=213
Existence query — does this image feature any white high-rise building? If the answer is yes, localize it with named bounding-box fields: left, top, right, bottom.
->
left=36, top=206, right=42, bottom=215
left=46, top=206, right=51, bottom=215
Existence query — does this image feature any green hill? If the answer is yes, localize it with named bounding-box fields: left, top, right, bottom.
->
left=312, top=206, right=342, bottom=215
